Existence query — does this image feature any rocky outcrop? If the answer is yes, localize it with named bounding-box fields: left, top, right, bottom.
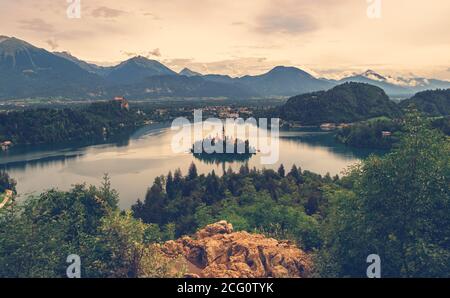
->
left=0, top=189, right=13, bottom=209
left=162, top=221, right=312, bottom=278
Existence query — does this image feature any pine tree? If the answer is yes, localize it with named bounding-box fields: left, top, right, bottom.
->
left=278, top=164, right=286, bottom=178
left=188, top=162, right=198, bottom=180
left=288, top=165, right=302, bottom=184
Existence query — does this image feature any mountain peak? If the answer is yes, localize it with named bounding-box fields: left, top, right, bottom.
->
left=266, top=66, right=313, bottom=78
left=121, top=56, right=169, bottom=68
left=179, top=68, right=202, bottom=77
left=0, top=36, right=38, bottom=56
left=106, top=55, right=177, bottom=84
left=0, top=35, right=10, bottom=43
left=360, top=69, right=386, bottom=81
left=129, top=55, right=149, bottom=62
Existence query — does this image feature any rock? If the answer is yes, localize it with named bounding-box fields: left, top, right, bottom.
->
left=161, top=221, right=312, bottom=278
left=195, top=220, right=233, bottom=238
left=0, top=189, right=13, bottom=209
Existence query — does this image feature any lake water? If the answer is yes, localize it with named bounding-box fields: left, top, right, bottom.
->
left=0, top=122, right=384, bottom=208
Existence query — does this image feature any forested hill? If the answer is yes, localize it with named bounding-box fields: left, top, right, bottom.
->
left=277, top=82, right=402, bottom=125
left=0, top=100, right=145, bottom=145
left=400, top=89, right=450, bottom=116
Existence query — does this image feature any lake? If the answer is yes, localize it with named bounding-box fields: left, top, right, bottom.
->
left=0, top=122, right=385, bottom=208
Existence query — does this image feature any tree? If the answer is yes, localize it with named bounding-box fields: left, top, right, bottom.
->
left=318, top=110, right=450, bottom=277
left=0, top=182, right=181, bottom=278
left=288, top=165, right=303, bottom=184
left=136, top=176, right=167, bottom=224
left=188, top=162, right=198, bottom=180
left=92, top=211, right=181, bottom=278
left=0, top=171, right=16, bottom=194
left=278, top=164, right=286, bottom=178
left=166, top=171, right=175, bottom=200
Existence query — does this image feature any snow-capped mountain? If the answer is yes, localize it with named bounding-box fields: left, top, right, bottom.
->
left=340, top=70, right=450, bottom=95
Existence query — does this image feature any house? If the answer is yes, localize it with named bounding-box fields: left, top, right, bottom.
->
left=320, top=123, right=336, bottom=130
left=114, top=96, right=130, bottom=110
left=382, top=131, right=392, bottom=137
left=337, top=123, right=351, bottom=129
left=1, top=141, right=12, bottom=151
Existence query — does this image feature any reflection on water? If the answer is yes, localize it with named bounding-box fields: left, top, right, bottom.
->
left=0, top=123, right=385, bottom=208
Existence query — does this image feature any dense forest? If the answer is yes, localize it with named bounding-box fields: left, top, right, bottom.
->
left=317, top=111, right=450, bottom=277
left=274, top=84, right=450, bottom=149
left=132, top=163, right=331, bottom=251
left=0, top=111, right=449, bottom=277
left=400, top=89, right=450, bottom=116
left=0, top=100, right=146, bottom=145
left=276, top=85, right=449, bottom=126
left=335, top=115, right=450, bottom=149
left=335, top=117, right=401, bottom=149
left=0, top=174, right=182, bottom=278
left=276, top=82, right=402, bottom=125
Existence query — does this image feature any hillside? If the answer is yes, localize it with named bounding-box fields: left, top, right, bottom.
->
left=0, top=100, right=145, bottom=145
left=400, top=89, right=450, bottom=116
left=277, top=82, right=401, bottom=125
left=104, top=75, right=255, bottom=99
left=0, top=37, right=102, bottom=99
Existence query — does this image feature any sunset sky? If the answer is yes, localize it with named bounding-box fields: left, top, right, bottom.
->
left=1, top=0, right=449, bottom=79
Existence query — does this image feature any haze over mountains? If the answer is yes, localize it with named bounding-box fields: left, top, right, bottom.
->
left=0, top=36, right=449, bottom=100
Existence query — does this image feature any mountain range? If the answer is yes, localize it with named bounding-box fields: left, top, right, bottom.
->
left=0, top=36, right=449, bottom=100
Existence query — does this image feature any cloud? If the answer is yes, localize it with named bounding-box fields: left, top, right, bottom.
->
left=91, top=6, right=126, bottom=18
left=122, top=51, right=138, bottom=57
left=255, top=13, right=317, bottom=35
left=121, top=48, right=162, bottom=59
left=142, top=12, right=161, bottom=20
left=46, top=39, right=59, bottom=50
left=148, top=48, right=161, bottom=57
left=164, top=57, right=292, bottom=77
left=18, top=18, right=54, bottom=33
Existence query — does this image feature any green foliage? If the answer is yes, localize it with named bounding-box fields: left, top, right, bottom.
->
left=0, top=171, right=16, bottom=193
left=335, top=117, right=401, bottom=149
left=400, top=89, right=450, bottom=116
left=335, top=114, right=450, bottom=150
left=317, top=110, right=450, bottom=277
left=278, top=82, right=402, bottom=125
left=90, top=211, right=180, bottom=278
left=0, top=177, right=179, bottom=278
left=431, top=116, right=450, bottom=135
left=0, top=100, right=145, bottom=145
left=132, top=164, right=331, bottom=251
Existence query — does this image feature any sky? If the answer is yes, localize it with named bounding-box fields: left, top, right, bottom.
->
left=0, top=0, right=449, bottom=79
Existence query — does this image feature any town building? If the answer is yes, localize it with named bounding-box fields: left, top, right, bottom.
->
left=114, top=96, right=130, bottom=110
